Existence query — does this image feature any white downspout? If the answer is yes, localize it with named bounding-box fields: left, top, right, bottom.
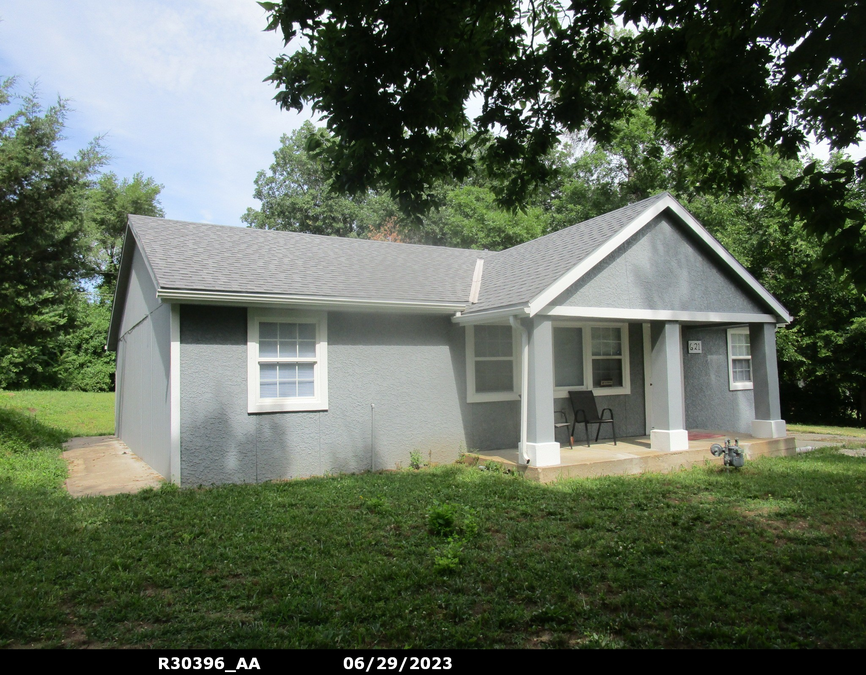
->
left=510, top=316, right=529, bottom=464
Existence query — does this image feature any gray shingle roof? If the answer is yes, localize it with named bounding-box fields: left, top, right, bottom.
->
left=127, top=193, right=669, bottom=312
left=463, top=193, right=669, bottom=314
left=129, top=216, right=488, bottom=305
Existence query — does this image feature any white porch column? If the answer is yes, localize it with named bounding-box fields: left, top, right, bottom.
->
left=749, top=323, right=787, bottom=438
left=650, top=321, right=689, bottom=451
left=522, top=317, right=561, bottom=467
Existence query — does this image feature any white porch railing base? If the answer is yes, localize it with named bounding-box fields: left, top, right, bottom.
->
left=650, top=429, right=689, bottom=451
left=519, top=441, right=561, bottom=467
left=751, top=419, right=787, bottom=439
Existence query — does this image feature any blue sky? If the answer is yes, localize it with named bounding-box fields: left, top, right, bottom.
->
left=0, top=0, right=310, bottom=226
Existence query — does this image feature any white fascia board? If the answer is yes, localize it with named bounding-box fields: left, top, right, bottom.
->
left=451, top=304, right=531, bottom=324
left=527, top=196, right=673, bottom=317
left=527, top=194, right=793, bottom=324
left=126, top=220, right=162, bottom=296
left=156, top=288, right=466, bottom=314
left=106, top=227, right=135, bottom=351
left=541, top=306, right=778, bottom=324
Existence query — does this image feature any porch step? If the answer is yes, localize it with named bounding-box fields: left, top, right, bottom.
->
left=465, top=435, right=798, bottom=483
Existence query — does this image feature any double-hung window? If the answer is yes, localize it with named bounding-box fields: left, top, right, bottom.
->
left=727, top=327, right=752, bottom=391
left=248, top=309, right=328, bottom=412
left=552, top=322, right=630, bottom=397
left=466, top=324, right=520, bottom=402
left=466, top=321, right=629, bottom=403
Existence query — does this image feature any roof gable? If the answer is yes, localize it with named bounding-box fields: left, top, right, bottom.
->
left=464, top=194, right=669, bottom=315
left=550, top=213, right=767, bottom=315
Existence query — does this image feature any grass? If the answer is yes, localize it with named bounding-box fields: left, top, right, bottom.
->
left=1, top=392, right=866, bottom=648
left=787, top=423, right=866, bottom=439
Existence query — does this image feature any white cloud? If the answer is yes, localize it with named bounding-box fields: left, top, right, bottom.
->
left=0, top=0, right=309, bottom=225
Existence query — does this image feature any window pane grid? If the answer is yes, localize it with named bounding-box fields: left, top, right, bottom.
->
left=591, top=358, right=624, bottom=388
left=472, top=325, right=515, bottom=395
left=260, top=322, right=317, bottom=359
left=258, top=321, right=317, bottom=400
left=731, top=358, right=752, bottom=383
left=730, top=332, right=750, bottom=357
left=259, top=362, right=315, bottom=399
left=591, top=326, right=622, bottom=357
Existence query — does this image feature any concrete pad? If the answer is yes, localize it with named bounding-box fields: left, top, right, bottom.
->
left=466, top=431, right=798, bottom=483
left=62, top=436, right=165, bottom=497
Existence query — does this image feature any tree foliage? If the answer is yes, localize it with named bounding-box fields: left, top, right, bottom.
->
left=261, top=0, right=866, bottom=288
left=0, top=80, right=164, bottom=391
left=85, top=171, right=164, bottom=296
left=243, top=121, right=399, bottom=237
left=0, top=81, right=106, bottom=388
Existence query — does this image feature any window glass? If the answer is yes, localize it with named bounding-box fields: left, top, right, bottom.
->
left=474, top=324, right=513, bottom=358
left=731, top=359, right=752, bottom=383
left=475, top=360, right=514, bottom=393
left=730, top=332, right=750, bottom=357
left=257, top=322, right=317, bottom=399
left=591, top=326, right=622, bottom=356
left=592, top=358, right=624, bottom=388
left=727, top=329, right=753, bottom=389
left=554, top=326, right=584, bottom=388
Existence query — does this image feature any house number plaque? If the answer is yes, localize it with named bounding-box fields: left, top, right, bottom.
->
left=688, top=340, right=702, bottom=354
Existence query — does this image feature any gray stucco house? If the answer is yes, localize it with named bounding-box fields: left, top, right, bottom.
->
left=108, top=193, right=791, bottom=486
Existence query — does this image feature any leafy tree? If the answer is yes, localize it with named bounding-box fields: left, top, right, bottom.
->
left=246, top=121, right=545, bottom=250
left=50, top=171, right=166, bottom=393
left=52, top=294, right=114, bottom=392
left=84, top=171, right=164, bottom=296
left=547, top=93, right=866, bottom=423
left=261, top=1, right=866, bottom=288
left=243, top=121, right=389, bottom=237
left=0, top=81, right=105, bottom=388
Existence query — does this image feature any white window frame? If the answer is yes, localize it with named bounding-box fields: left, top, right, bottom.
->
left=466, top=323, right=521, bottom=403
left=552, top=321, right=631, bottom=398
left=247, top=308, right=328, bottom=413
left=727, top=326, right=753, bottom=391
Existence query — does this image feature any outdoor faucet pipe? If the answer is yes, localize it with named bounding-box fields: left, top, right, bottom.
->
left=509, top=315, right=529, bottom=464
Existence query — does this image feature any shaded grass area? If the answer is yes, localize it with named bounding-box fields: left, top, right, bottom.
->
left=1, top=391, right=865, bottom=648
left=788, top=423, right=866, bottom=439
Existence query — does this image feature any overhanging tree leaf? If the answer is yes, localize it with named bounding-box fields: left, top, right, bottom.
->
left=262, top=0, right=866, bottom=288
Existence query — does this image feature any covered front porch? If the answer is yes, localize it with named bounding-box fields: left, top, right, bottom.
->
left=506, top=316, right=788, bottom=468
left=465, top=430, right=798, bottom=483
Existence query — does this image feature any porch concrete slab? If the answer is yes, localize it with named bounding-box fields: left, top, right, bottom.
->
left=466, top=431, right=798, bottom=483
left=62, top=436, right=165, bottom=497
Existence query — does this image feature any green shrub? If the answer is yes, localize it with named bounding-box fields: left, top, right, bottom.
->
left=427, top=502, right=458, bottom=536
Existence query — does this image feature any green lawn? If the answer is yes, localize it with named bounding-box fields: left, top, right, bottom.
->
left=787, top=423, right=866, bottom=439
left=1, top=392, right=866, bottom=648
left=0, top=390, right=115, bottom=437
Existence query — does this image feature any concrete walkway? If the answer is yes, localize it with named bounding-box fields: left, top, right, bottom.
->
left=62, top=436, right=165, bottom=497
left=790, top=431, right=865, bottom=450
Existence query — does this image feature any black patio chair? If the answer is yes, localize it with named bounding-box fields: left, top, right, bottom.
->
left=554, top=409, right=573, bottom=448
left=568, top=390, right=616, bottom=447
